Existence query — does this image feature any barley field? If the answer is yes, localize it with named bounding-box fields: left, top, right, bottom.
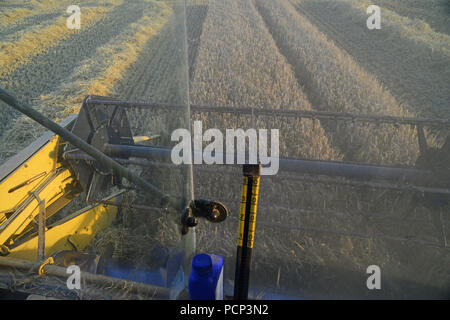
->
left=0, top=0, right=449, bottom=299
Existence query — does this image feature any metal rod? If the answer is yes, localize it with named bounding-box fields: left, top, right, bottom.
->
left=278, top=157, right=434, bottom=184
left=0, top=256, right=171, bottom=299
left=85, top=143, right=437, bottom=187
left=64, top=149, right=449, bottom=194
left=0, top=88, right=174, bottom=208
left=65, top=144, right=447, bottom=195
left=85, top=98, right=450, bottom=127
left=63, top=151, right=182, bottom=169
left=36, top=195, right=46, bottom=262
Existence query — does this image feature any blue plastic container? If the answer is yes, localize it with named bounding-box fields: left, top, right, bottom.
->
left=188, top=254, right=224, bottom=300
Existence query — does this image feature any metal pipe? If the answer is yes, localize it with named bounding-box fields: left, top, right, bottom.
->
left=85, top=98, right=450, bottom=127
left=99, top=144, right=436, bottom=186
left=103, top=144, right=173, bottom=161
left=63, top=151, right=182, bottom=169
left=35, top=194, right=46, bottom=262
left=89, top=200, right=167, bottom=213
left=0, top=256, right=171, bottom=299
left=65, top=147, right=447, bottom=194
left=0, top=88, right=174, bottom=208
left=278, top=157, right=434, bottom=185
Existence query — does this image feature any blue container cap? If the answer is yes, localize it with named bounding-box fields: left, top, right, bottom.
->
left=192, top=254, right=212, bottom=275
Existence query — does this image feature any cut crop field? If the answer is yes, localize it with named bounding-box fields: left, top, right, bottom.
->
left=292, top=0, right=450, bottom=126
left=0, top=0, right=449, bottom=299
left=0, top=0, right=169, bottom=160
left=187, top=0, right=450, bottom=298
left=370, top=0, right=450, bottom=36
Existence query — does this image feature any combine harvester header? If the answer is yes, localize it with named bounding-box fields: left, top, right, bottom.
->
left=0, top=87, right=448, bottom=299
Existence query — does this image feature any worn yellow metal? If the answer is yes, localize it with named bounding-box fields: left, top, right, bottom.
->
left=0, top=136, right=61, bottom=225
left=8, top=191, right=123, bottom=262
left=0, top=115, right=124, bottom=263
left=0, top=125, right=80, bottom=246
left=38, top=257, right=54, bottom=275
left=0, top=168, right=78, bottom=245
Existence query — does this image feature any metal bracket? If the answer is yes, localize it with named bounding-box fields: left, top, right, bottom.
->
left=180, top=200, right=228, bottom=235
left=32, top=192, right=46, bottom=262
left=38, top=257, right=54, bottom=275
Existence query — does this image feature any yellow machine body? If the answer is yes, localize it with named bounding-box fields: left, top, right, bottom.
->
left=0, top=115, right=121, bottom=262
left=7, top=191, right=122, bottom=261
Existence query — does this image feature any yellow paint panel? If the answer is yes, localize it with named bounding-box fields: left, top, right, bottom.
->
left=0, top=168, right=76, bottom=245
left=8, top=192, right=122, bottom=262
left=0, top=136, right=60, bottom=215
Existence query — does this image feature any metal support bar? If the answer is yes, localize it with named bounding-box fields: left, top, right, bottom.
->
left=71, top=144, right=439, bottom=187
left=85, top=98, right=450, bottom=128
left=0, top=88, right=176, bottom=209
left=63, top=151, right=179, bottom=169
left=278, top=157, right=435, bottom=185
left=103, top=144, right=173, bottom=161
left=64, top=149, right=449, bottom=195
left=0, top=256, right=171, bottom=299
left=32, top=193, right=46, bottom=262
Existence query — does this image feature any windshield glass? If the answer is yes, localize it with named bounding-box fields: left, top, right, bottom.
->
left=0, top=0, right=193, bottom=299
left=187, top=0, right=450, bottom=299
left=0, top=0, right=449, bottom=300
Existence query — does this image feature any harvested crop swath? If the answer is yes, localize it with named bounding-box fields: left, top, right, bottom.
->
left=115, top=4, right=187, bottom=104
left=369, top=0, right=450, bottom=36
left=342, top=0, right=450, bottom=40
left=0, top=0, right=158, bottom=161
left=186, top=0, right=209, bottom=82
left=0, top=2, right=171, bottom=160
left=0, top=1, right=71, bottom=28
left=110, top=1, right=191, bottom=152
left=0, top=7, right=35, bottom=28
left=190, top=0, right=341, bottom=161
left=0, top=6, right=112, bottom=78
left=255, top=0, right=419, bottom=166
left=84, top=5, right=172, bottom=100
left=0, top=0, right=119, bottom=28
left=292, top=0, right=450, bottom=123
left=297, top=0, right=450, bottom=58
left=0, top=1, right=42, bottom=28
